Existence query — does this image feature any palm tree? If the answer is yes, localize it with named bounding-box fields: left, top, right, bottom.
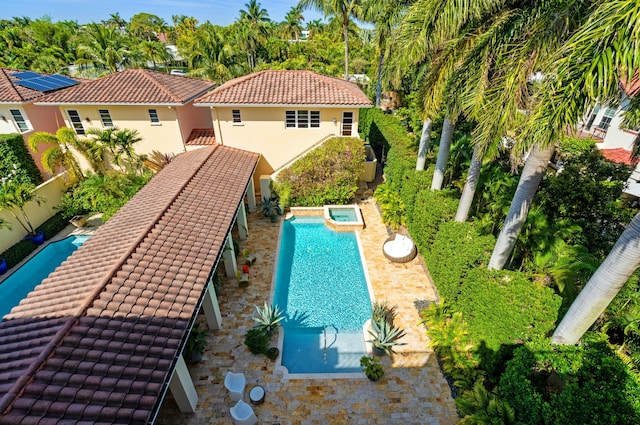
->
left=184, top=24, right=234, bottom=81
left=282, top=5, right=305, bottom=41
left=532, top=0, right=640, bottom=344
left=0, top=181, right=44, bottom=236
left=28, top=128, right=85, bottom=182
left=362, top=0, right=410, bottom=107
left=86, top=127, right=143, bottom=173
left=76, top=23, right=132, bottom=74
left=299, top=0, right=363, bottom=80
left=137, top=40, right=172, bottom=69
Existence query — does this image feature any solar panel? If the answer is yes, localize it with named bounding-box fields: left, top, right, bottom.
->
left=13, top=71, right=42, bottom=80
left=15, top=74, right=78, bottom=92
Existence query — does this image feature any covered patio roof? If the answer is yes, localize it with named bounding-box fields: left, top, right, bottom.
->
left=0, top=145, right=259, bottom=424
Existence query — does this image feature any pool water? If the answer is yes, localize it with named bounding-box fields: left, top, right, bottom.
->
left=0, top=235, right=89, bottom=318
left=274, top=217, right=371, bottom=374
left=328, top=208, right=358, bottom=222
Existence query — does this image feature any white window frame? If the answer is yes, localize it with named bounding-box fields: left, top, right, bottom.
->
left=148, top=109, right=160, bottom=125
left=597, top=107, right=617, bottom=131
left=232, top=109, right=242, bottom=125
left=9, top=109, right=30, bottom=133
left=67, top=109, right=85, bottom=135
left=285, top=110, right=320, bottom=128
left=98, top=109, right=114, bottom=128
left=341, top=111, right=354, bottom=136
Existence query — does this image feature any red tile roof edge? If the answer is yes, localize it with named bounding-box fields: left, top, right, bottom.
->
left=600, top=147, right=638, bottom=166
left=0, top=146, right=219, bottom=416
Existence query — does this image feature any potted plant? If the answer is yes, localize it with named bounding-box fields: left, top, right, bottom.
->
left=0, top=218, right=10, bottom=274
left=244, top=328, right=270, bottom=355
left=261, top=197, right=278, bottom=222
left=186, top=323, right=208, bottom=363
left=266, top=347, right=280, bottom=361
left=367, top=318, right=407, bottom=356
left=252, top=302, right=285, bottom=336
left=360, top=355, right=384, bottom=381
left=0, top=181, right=46, bottom=245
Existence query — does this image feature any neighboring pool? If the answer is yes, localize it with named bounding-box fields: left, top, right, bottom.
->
left=274, top=216, right=371, bottom=374
left=0, top=235, right=89, bottom=318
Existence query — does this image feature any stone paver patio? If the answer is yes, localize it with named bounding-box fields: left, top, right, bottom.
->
left=156, top=197, right=457, bottom=424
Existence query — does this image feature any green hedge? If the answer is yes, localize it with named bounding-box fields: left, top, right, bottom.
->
left=500, top=336, right=640, bottom=424
left=0, top=134, right=42, bottom=186
left=407, top=189, right=459, bottom=257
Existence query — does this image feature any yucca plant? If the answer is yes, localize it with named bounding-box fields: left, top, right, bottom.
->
left=252, top=302, right=285, bottom=336
left=367, top=318, right=407, bottom=355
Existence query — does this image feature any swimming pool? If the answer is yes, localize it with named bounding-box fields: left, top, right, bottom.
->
left=274, top=216, right=371, bottom=374
left=0, top=235, right=89, bottom=318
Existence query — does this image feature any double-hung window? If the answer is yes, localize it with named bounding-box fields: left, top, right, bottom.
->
left=9, top=109, right=29, bottom=133
left=67, top=110, right=85, bottom=135
left=99, top=109, right=114, bottom=128
left=148, top=109, right=160, bottom=124
left=285, top=110, right=320, bottom=128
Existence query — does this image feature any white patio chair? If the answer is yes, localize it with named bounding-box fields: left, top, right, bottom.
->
left=224, top=371, right=246, bottom=402
left=230, top=399, right=258, bottom=425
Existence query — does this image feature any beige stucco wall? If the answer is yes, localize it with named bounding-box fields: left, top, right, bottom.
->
left=57, top=105, right=186, bottom=157
left=212, top=106, right=360, bottom=174
left=175, top=103, right=213, bottom=143
left=0, top=173, right=67, bottom=253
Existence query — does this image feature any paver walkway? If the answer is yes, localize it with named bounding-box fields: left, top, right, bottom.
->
left=156, top=197, right=457, bottom=425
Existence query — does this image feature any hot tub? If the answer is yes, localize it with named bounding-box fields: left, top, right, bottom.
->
left=323, top=205, right=364, bottom=231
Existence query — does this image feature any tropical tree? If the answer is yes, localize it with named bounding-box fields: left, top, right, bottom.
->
left=183, top=23, right=234, bottom=81
left=137, top=40, right=173, bottom=69
left=76, top=23, right=133, bottom=74
left=532, top=0, right=640, bottom=345
left=28, top=128, right=85, bottom=181
left=86, top=127, right=143, bottom=173
left=299, top=0, right=363, bottom=80
left=128, top=12, right=165, bottom=41
left=281, top=5, right=305, bottom=41
left=0, top=181, right=44, bottom=236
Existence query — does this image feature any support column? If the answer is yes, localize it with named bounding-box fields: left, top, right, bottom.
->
left=247, top=178, right=257, bottom=212
left=223, top=233, right=237, bottom=277
left=169, top=356, right=198, bottom=413
left=202, top=281, right=222, bottom=330
left=237, top=202, right=248, bottom=241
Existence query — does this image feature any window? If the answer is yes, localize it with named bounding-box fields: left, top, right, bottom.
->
left=67, top=110, right=85, bottom=135
left=341, top=111, right=354, bottom=136
left=232, top=109, right=242, bottom=124
left=598, top=107, right=616, bottom=131
left=148, top=109, right=160, bottom=124
left=9, top=109, right=29, bottom=133
left=285, top=110, right=320, bottom=128
left=98, top=109, right=113, bottom=128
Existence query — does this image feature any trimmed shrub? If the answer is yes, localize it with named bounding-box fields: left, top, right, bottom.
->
left=274, top=137, right=364, bottom=207
left=407, top=189, right=459, bottom=257
left=0, top=134, right=42, bottom=186
left=500, top=336, right=640, bottom=424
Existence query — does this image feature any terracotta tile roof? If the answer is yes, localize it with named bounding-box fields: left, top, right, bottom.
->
left=621, top=73, right=640, bottom=97
left=600, top=147, right=638, bottom=166
left=185, top=128, right=216, bottom=146
left=0, top=145, right=259, bottom=424
left=0, top=69, right=80, bottom=103
left=194, top=70, right=372, bottom=107
left=36, top=69, right=216, bottom=105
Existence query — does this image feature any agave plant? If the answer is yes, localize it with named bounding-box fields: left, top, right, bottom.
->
left=367, top=318, right=407, bottom=355
left=252, top=302, right=285, bottom=336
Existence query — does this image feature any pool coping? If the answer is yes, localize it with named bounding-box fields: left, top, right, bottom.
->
left=271, top=212, right=375, bottom=381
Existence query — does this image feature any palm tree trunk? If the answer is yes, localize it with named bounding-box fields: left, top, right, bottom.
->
left=431, top=117, right=454, bottom=190
left=455, top=145, right=482, bottom=222
left=375, top=50, right=384, bottom=108
left=343, top=15, right=349, bottom=80
left=553, top=211, right=640, bottom=345
left=416, top=119, right=432, bottom=171
left=488, top=144, right=554, bottom=270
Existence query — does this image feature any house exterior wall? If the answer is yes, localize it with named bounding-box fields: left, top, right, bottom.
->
left=212, top=106, right=360, bottom=174
left=58, top=105, right=186, bottom=157
left=0, top=173, right=67, bottom=253
left=579, top=98, right=638, bottom=150
left=175, top=103, right=213, bottom=143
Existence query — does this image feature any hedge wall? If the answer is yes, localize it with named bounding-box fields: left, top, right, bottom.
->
left=0, top=134, right=42, bottom=186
